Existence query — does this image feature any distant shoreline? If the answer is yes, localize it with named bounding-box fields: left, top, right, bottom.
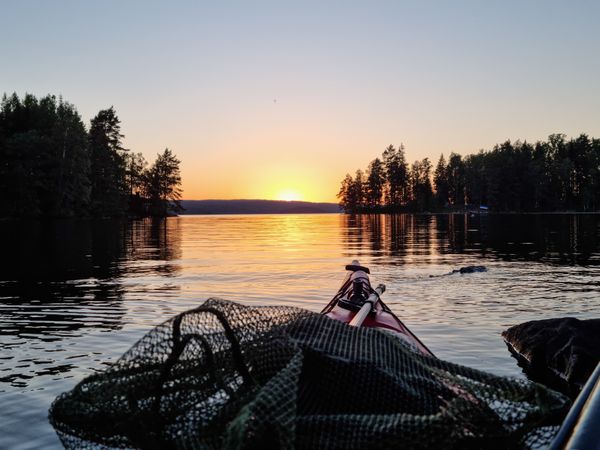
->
left=358, top=211, right=600, bottom=216
left=179, top=199, right=340, bottom=215
left=178, top=199, right=600, bottom=216
left=2, top=210, right=600, bottom=221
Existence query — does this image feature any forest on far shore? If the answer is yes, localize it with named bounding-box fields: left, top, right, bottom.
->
left=0, top=93, right=182, bottom=219
left=338, top=134, right=600, bottom=213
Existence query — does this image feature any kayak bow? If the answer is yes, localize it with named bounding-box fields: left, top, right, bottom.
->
left=321, top=260, right=434, bottom=357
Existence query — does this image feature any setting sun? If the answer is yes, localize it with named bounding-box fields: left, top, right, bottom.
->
left=276, top=189, right=302, bottom=202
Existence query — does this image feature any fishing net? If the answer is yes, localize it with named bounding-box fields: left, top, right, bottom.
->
left=49, top=298, right=569, bottom=449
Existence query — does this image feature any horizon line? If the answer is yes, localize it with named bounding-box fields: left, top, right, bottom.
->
left=181, top=198, right=338, bottom=203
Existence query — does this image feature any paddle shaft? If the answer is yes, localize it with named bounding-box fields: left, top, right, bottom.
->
left=549, top=361, right=600, bottom=450
left=349, top=283, right=386, bottom=327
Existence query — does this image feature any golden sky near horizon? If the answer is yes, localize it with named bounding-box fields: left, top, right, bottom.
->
left=3, top=2, right=600, bottom=203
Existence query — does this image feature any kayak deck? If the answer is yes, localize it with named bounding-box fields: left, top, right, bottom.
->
left=323, top=300, right=433, bottom=356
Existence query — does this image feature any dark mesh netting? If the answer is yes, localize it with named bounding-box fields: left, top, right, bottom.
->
left=49, top=298, right=569, bottom=449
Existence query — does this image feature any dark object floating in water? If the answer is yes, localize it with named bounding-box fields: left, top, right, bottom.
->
left=502, top=317, right=600, bottom=396
left=430, top=265, right=488, bottom=277
left=453, top=265, right=488, bottom=274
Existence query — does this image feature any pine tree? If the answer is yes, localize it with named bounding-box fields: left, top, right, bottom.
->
left=0, top=93, right=89, bottom=217
left=409, top=158, right=433, bottom=212
left=143, top=148, right=183, bottom=216
left=433, top=154, right=448, bottom=209
left=337, top=173, right=354, bottom=212
left=365, top=158, right=385, bottom=209
left=352, top=169, right=366, bottom=211
left=382, top=144, right=409, bottom=209
left=447, top=153, right=465, bottom=207
left=337, top=171, right=364, bottom=213
left=89, top=107, right=128, bottom=216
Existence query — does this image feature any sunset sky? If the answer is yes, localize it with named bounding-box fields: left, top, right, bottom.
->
left=2, top=1, right=600, bottom=202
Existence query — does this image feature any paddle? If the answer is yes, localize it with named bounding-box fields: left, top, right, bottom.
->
left=348, top=283, right=386, bottom=327
left=549, top=361, right=600, bottom=450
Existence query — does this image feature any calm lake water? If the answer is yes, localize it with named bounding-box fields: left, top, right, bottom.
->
left=1, top=213, right=600, bottom=449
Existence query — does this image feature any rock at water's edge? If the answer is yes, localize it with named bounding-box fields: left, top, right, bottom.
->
left=502, top=317, right=600, bottom=393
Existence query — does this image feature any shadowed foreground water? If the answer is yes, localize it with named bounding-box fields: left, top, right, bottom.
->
left=1, top=213, right=599, bottom=449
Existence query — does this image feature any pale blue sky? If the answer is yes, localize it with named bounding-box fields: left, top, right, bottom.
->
left=2, top=1, right=599, bottom=201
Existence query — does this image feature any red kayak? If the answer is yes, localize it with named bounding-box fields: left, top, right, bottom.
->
left=321, top=260, right=434, bottom=357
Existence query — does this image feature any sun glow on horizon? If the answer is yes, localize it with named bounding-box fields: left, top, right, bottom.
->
left=276, top=189, right=302, bottom=202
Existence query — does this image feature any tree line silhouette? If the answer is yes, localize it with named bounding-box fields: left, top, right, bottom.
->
left=338, top=135, right=600, bottom=213
left=0, top=93, right=182, bottom=218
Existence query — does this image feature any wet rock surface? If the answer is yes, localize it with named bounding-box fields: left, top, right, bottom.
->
left=502, top=318, right=600, bottom=395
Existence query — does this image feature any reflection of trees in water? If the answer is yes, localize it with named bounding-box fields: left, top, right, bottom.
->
left=0, top=220, right=127, bottom=340
left=0, top=217, right=183, bottom=388
left=343, top=214, right=436, bottom=262
left=340, top=213, right=600, bottom=265
left=341, top=215, right=363, bottom=258
left=0, top=286, right=125, bottom=385
left=2, top=219, right=130, bottom=283
left=387, top=215, right=408, bottom=257
left=448, top=213, right=600, bottom=264
left=407, top=215, right=433, bottom=258
left=126, top=218, right=182, bottom=275
left=376, top=215, right=435, bottom=261
left=435, top=214, right=468, bottom=255
left=341, top=214, right=362, bottom=258
left=0, top=217, right=183, bottom=340
left=480, top=214, right=599, bottom=265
